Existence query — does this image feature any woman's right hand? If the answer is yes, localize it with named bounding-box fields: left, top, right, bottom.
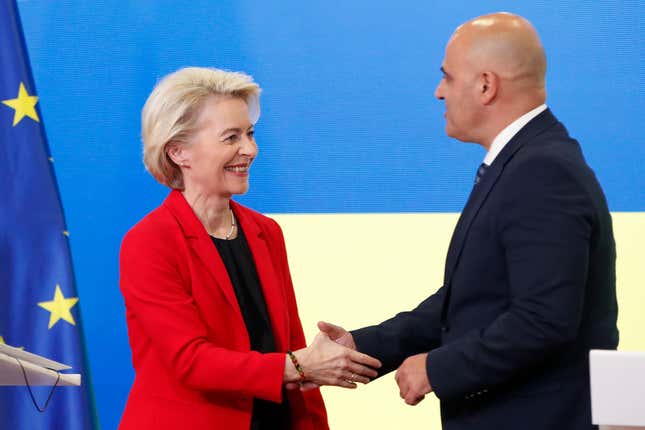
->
left=289, top=332, right=382, bottom=389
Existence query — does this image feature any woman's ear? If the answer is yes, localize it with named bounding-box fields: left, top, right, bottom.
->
left=167, top=144, right=188, bottom=167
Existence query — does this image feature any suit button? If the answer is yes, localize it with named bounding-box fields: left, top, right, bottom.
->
left=441, top=325, right=449, bottom=332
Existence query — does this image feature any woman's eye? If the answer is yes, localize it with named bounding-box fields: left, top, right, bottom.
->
left=224, top=134, right=239, bottom=143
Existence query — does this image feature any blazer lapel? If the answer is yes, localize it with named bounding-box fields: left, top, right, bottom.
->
left=232, top=202, right=289, bottom=351
left=443, top=109, right=559, bottom=286
left=163, top=191, right=241, bottom=313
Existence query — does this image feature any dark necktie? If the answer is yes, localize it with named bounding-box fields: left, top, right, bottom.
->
left=474, top=163, right=489, bottom=185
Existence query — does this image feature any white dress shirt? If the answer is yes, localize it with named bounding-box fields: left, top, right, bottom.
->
left=483, top=104, right=548, bottom=166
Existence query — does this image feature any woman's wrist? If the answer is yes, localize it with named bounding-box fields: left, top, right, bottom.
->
left=284, top=351, right=304, bottom=383
left=287, top=350, right=305, bottom=380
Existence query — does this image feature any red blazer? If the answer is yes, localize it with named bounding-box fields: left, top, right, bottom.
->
left=119, top=190, right=328, bottom=430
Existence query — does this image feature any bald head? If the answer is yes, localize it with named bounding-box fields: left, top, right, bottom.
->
left=452, top=12, right=546, bottom=89
left=435, top=13, right=547, bottom=147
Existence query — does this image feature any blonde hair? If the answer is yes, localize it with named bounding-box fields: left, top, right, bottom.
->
left=141, top=67, right=261, bottom=189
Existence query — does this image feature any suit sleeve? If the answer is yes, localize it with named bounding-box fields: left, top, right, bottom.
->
left=270, top=220, right=329, bottom=430
left=427, top=156, right=593, bottom=400
left=351, top=286, right=446, bottom=376
left=119, top=225, right=285, bottom=402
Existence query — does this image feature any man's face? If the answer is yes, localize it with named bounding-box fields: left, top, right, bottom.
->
left=434, top=34, right=482, bottom=143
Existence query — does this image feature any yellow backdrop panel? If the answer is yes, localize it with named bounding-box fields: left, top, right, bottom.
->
left=270, top=212, right=644, bottom=430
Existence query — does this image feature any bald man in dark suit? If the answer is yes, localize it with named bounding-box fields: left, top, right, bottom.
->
left=319, top=12, right=618, bottom=430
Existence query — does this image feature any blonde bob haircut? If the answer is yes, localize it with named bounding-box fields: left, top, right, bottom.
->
left=141, top=67, right=261, bottom=189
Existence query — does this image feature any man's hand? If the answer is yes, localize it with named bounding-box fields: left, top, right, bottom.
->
left=395, top=353, right=433, bottom=405
left=317, top=321, right=356, bottom=350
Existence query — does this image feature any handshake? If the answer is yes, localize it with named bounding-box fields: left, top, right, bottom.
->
left=283, top=321, right=432, bottom=406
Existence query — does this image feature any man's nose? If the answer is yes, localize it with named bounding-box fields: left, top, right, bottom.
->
left=434, top=81, right=444, bottom=100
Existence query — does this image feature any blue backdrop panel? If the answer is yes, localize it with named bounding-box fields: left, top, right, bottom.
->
left=14, top=1, right=645, bottom=429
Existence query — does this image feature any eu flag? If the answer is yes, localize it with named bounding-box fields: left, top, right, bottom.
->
left=0, top=0, right=99, bottom=428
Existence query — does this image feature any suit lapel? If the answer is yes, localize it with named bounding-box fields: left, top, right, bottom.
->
left=443, top=169, right=498, bottom=283
left=164, top=192, right=289, bottom=349
left=163, top=191, right=241, bottom=312
left=232, top=201, right=288, bottom=351
left=443, top=109, right=559, bottom=286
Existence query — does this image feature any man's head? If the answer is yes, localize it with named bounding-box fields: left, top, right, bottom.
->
left=435, top=12, right=547, bottom=148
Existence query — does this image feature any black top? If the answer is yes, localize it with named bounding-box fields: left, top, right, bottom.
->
left=211, top=225, right=289, bottom=430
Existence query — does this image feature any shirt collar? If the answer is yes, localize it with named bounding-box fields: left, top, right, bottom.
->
left=483, top=104, right=547, bottom=166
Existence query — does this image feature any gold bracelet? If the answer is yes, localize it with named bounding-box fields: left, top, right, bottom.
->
left=286, top=350, right=305, bottom=381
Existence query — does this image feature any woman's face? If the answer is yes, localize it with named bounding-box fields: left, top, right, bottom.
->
left=174, top=96, right=258, bottom=198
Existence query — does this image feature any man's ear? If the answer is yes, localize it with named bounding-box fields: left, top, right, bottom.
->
left=480, top=71, right=499, bottom=105
left=167, top=143, right=188, bottom=167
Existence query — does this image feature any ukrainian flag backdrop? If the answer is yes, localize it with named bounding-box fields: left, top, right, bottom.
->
left=16, top=1, right=644, bottom=428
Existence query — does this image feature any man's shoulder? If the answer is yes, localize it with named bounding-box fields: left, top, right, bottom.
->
left=509, top=120, right=587, bottom=172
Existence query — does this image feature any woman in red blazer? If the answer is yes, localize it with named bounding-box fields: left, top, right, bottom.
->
left=119, top=67, right=381, bottom=430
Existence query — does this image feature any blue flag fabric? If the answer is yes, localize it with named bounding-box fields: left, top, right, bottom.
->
left=0, top=0, right=99, bottom=428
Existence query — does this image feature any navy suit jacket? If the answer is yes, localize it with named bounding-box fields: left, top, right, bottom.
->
left=353, top=109, right=618, bottom=430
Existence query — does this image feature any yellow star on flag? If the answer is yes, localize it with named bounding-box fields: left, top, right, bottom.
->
left=38, top=284, right=79, bottom=329
left=1, top=82, right=40, bottom=126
